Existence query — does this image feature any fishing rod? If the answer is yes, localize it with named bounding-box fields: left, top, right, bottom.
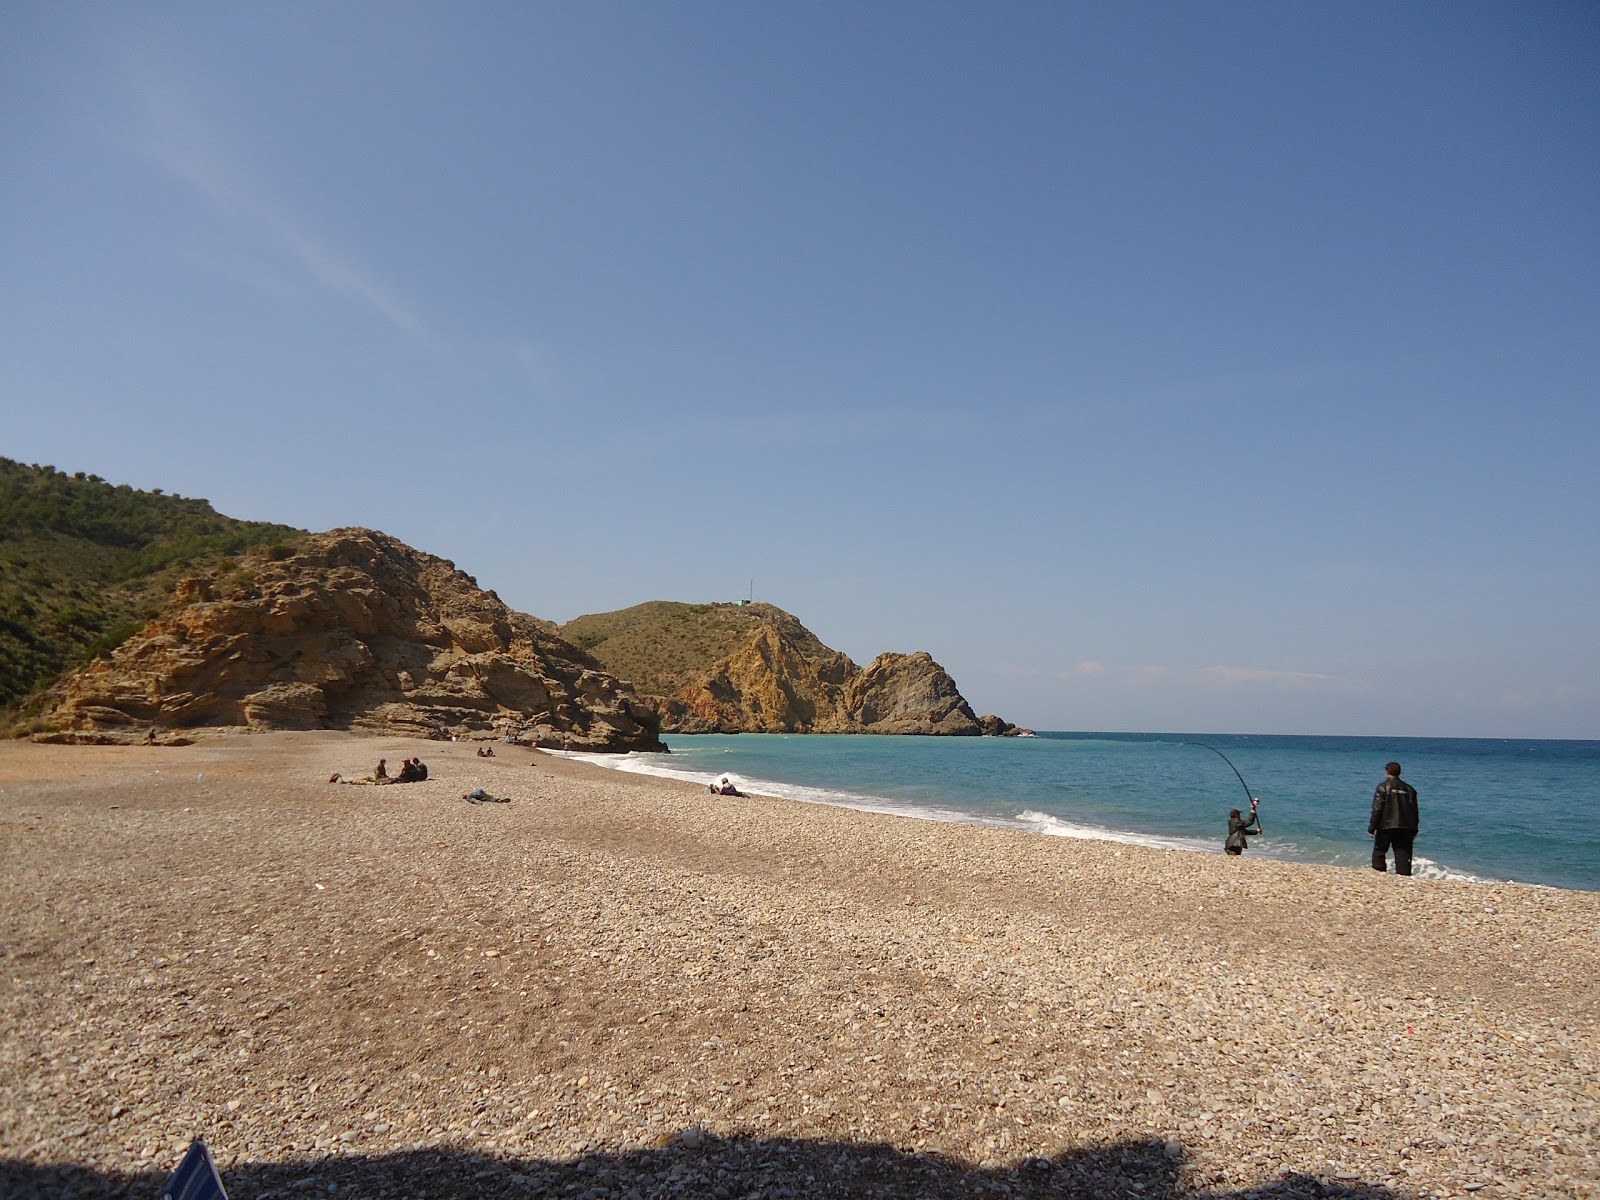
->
left=1183, top=741, right=1258, bottom=817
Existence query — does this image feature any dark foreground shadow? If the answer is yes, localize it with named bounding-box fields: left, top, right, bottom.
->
left=3, top=1133, right=1401, bottom=1200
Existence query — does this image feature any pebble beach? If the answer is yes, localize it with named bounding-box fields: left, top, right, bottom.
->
left=2, top=732, right=1595, bottom=1199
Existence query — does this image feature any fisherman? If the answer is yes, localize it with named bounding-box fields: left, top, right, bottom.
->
left=1225, top=798, right=1261, bottom=855
left=1369, top=761, right=1420, bottom=875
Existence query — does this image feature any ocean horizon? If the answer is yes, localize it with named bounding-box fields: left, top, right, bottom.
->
left=565, top=730, right=1600, bottom=893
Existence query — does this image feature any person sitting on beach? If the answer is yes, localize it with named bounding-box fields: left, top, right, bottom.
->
left=414, top=757, right=428, bottom=780
left=1225, top=799, right=1261, bottom=855
left=709, top=776, right=743, bottom=797
left=394, top=758, right=422, bottom=783
left=375, top=758, right=388, bottom=782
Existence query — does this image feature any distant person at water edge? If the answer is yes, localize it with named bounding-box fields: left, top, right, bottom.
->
left=1369, top=761, right=1419, bottom=875
left=1225, top=798, right=1261, bottom=855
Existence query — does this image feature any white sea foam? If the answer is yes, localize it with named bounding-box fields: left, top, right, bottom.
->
left=565, top=752, right=1211, bottom=846
left=556, top=750, right=742, bottom=791
left=563, top=751, right=1018, bottom=826
left=1014, top=810, right=1219, bottom=854
left=1408, top=856, right=1499, bottom=886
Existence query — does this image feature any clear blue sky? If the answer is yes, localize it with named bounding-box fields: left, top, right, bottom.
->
left=4, top=3, right=1597, bottom=738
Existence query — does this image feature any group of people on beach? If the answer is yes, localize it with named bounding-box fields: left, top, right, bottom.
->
left=332, top=748, right=519, bottom=805
left=1224, top=760, right=1421, bottom=876
left=374, top=757, right=428, bottom=783
left=329, top=756, right=429, bottom=785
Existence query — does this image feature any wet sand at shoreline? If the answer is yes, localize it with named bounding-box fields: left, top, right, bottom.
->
left=2, top=732, right=1595, bottom=1199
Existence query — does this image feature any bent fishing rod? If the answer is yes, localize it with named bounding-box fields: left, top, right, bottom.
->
left=1182, top=741, right=1257, bottom=815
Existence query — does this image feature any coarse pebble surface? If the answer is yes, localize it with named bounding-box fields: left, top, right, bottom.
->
left=1, top=732, right=1595, bottom=1200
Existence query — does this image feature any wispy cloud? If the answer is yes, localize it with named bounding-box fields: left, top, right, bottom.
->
left=122, top=64, right=429, bottom=344
left=1038, top=660, right=1356, bottom=691
left=1195, top=665, right=1335, bottom=687
left=1493, top=682, right=1595, bottom=713
left=1123, top=663, right=1343, bottom=690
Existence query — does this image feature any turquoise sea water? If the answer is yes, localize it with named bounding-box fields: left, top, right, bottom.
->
left=567, top=732, right=1600, bottom=892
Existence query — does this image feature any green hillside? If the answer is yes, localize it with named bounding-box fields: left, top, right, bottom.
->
left=0, top=458, right=304, bottom=717
left=560, top=601, right=842, bottom=698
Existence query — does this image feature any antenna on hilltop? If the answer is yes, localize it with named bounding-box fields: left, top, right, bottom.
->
left=749, top=578, right=754, bottom=603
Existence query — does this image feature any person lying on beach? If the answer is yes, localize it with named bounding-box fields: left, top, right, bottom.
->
left=708, top=777, right=744, bottom=797
left=462, top=788, right=510, bottom=804
left=1225, top=799, right=1261, bottom=855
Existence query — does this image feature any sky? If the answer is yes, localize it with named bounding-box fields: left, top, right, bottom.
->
left=3, top=2, right=1597, bottom=738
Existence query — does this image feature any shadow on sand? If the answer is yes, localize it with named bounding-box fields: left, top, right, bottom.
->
left=3, top=1132, right=1401, bottom=1200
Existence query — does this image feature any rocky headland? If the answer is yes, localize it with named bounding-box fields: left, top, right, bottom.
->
left=32, top=529, right=663, bottom=751
left=561, top=602, right=1026, bottom=736
left=0, top=457, right=304, bottom=713
left=7, top=461, right=1023, bottom=744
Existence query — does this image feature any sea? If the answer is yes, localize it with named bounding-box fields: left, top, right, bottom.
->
left=564, top=732, right=1600, bottom=893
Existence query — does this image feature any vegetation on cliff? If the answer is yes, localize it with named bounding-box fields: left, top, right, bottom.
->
left=6, top=459, right=1013, bottom=741
left=34, top=528, right=664, bottom=750
left=0, top=458, right=302, bottom=719
left=561, top=602, right=834, bottom=699
left=561, top=601, right=1022, bottom=736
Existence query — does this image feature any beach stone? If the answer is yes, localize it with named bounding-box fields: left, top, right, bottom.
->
left=1, top=731, right=1596, bottom=1199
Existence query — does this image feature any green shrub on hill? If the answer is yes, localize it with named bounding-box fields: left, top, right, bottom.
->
left=0, top=458, right=304, bottom=718
left=558, top=600, right=836, bottom=698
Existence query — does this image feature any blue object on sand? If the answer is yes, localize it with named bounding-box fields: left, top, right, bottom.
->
left=162, top=1139, right=229, bottom=1200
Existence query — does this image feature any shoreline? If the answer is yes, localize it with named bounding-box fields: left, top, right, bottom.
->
left=561, top=742, right=1547, bottom=893
left=3, top=731, right=1597, bottom=1199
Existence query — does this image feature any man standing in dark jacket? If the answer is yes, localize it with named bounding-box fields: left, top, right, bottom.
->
left=1369, top=761, right=1420, bottom=875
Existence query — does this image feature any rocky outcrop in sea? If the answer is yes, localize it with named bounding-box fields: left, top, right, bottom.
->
left=33, top=529, right=663, bottom=751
